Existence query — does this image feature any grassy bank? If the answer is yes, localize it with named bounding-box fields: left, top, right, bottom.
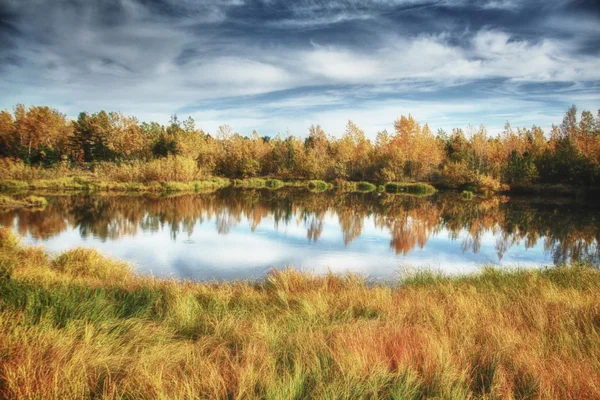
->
left=0, top=228, right=599, bottom=399
left=0, top=177, right=439, bottom=195
left=0, top=157, right=441, bottom=195
left=0, top=177, right=231, bottom=193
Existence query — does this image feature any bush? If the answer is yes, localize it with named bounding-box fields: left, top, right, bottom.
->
left=473, top=174, right=509, bottom=193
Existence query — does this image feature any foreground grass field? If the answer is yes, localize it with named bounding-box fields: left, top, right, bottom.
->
left=0, top=228, right=599, bottom=399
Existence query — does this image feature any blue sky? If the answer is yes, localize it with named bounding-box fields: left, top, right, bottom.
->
left=1, top=0, right=599, bottom=138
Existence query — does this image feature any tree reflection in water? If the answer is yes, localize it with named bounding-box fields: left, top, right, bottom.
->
left=1, top=188, right=598, bottom=266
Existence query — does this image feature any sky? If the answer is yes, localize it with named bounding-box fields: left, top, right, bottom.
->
left=1, top=0, right=599, bottom=138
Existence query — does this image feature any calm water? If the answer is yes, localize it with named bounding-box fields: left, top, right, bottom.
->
left=1, top=188, right=599, bottom=280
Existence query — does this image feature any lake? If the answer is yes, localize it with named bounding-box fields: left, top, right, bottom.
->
left=1, top=188, right=598, bottom=280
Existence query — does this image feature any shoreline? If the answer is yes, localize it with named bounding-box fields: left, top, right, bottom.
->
left=0, top=177, right=438, bottom=195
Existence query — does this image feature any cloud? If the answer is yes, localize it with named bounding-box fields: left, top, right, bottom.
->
left=0, top=0, right=598, bottom=135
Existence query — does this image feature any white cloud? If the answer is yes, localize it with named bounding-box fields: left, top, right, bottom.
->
left=1, top=0, right=598, bottom=135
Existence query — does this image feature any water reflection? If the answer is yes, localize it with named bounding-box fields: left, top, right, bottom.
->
left=1, top=188, right=598, bottom=280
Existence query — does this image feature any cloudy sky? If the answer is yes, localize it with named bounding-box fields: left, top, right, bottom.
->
left=1, top=0, right=599, bottom=137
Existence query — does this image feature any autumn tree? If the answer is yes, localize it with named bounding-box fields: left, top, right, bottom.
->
left=9, top=105, right=73, bottom=163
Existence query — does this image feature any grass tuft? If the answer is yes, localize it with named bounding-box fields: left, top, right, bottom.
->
left=307, top=180, right=329, bottom=192
left=385, top=182, right=437, bottom=195
left=51, top=247, right=132, bottom=281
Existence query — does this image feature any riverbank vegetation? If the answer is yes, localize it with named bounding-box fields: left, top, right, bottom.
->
left=1, top=105, right=599, bottom=193
left=0, top=227, right=598, bottom=399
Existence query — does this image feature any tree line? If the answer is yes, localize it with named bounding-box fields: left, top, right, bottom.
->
left=0, top=104, right=599, bottom=189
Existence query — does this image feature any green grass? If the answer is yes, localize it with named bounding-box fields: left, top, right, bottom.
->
left=384, top=182, right=437, bottom=195
left=0, top=227, right=599, bottom=399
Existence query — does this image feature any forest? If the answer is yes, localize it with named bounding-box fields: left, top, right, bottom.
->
left=1, top=104, right=599, bottom=192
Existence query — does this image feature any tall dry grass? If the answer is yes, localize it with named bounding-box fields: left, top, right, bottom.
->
left=0, top=157, right=231, bottom=192
left=1, top=156, right=205, bottom=183
left=0, top=158, right=73, bottom=180
left=0, top=227, right=599, bottom=399
left=96, top=156, right=203, bottom=183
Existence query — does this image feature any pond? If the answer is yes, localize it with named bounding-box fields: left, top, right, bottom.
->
left=1, top=188, right=599, bottom=280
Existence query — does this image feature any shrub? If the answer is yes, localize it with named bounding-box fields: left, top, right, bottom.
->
left=473, top=174, right=509, bottom=193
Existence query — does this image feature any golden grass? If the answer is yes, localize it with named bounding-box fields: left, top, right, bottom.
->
left=2, top=158, right=440, bottom=195
left=0, top=158, right=231, bottom=193
left=0, top=227, right=599, bottom=399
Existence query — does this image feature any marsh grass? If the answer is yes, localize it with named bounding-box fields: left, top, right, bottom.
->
left=0, top=227, right=599, bottom=399
left=385, top=182, right=437, bottom=195
left=0, top=177, right=230, bottom=193
left=0, top=158, right=231, bottom=194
